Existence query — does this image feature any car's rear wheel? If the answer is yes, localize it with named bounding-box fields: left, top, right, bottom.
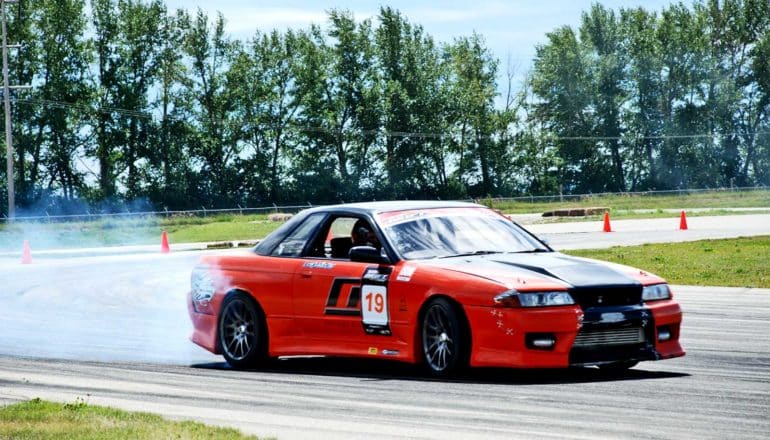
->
left=421, top=298, right=468, bottom=376
left=218, top=292, right=267, bottom=369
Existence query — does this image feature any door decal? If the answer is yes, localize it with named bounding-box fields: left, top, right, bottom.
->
left=324, top=277, right=361, bottom=316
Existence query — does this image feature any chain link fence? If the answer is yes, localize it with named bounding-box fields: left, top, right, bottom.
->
left=1, top=186, right=767, bottom=224
left=475, top=185, right=768, bottom=204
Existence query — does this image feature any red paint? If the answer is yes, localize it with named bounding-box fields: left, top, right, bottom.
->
left=188, top=252, right=685, bottom=369
left=603, top=211, right=613, bottom=232
left=160, top=230, right=170, bottom=253
left=21, top=240, right=32, bottom=264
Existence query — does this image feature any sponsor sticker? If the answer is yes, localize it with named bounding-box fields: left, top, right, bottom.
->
left=303, top=261, right=335, bottom=270
left=368, top=347, right=378, bottom=355
left=600, top=312, right=625, bottom=323
left=396, top=265, right=417, bottom=282
left=363, top=271, right=389, bottom=283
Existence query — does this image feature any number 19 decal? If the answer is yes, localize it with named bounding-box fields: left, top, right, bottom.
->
left=362, top=285, right=388, bottom=326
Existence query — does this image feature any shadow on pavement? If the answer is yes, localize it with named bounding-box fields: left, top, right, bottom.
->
left=190, top=356, right=689, bottom=385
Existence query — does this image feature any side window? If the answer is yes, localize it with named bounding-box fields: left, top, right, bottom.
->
left=271, top=213, right=325, bottom=257
left=327, top=217, right=359, bottom=259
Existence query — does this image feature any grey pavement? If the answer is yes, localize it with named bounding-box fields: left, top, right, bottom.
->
left=528, top=213, right=770, bottom=250
left=1, top=286, right=768, bottom=439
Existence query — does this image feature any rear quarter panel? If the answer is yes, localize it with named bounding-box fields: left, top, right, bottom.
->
left=199, top=253, right=301, bottom=352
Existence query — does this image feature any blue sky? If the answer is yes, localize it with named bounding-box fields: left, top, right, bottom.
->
left=165, top=0, right=678, bottom=90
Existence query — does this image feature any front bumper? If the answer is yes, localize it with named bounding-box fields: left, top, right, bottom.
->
left=465, top=299, right=684, bottom=368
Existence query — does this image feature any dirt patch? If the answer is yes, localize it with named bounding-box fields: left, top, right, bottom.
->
left=542, top=207, right=608, bottom=217
left=268, top=213, right=293, bottom=222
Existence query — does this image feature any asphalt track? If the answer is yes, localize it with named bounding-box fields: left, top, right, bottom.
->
left=526, top=212, right=770, bottom=249
left=0, top=214, right=769, bottom=439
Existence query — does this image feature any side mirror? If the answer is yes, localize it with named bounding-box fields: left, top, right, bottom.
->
left=349, top=246, right=389, bottom=264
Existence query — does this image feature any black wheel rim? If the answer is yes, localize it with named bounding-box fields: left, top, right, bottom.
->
left=221, top=299, right=256, bottom=361
left=423, top=305, right=455, bottom=372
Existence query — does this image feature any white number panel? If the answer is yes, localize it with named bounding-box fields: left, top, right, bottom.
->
left=362, top=284, right=389, bottom=327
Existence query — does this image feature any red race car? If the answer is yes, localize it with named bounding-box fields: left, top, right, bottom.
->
left=188, top=201, right=684, bottom=375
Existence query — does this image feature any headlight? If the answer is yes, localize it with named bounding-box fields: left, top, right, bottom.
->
left=191, top=269, right=215, bottom=308
left=494, top=290, right=575, bottom=307
left=642, top=284, right=671, bottom=301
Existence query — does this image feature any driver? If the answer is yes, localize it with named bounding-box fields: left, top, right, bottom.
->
left=351, top=219, right=381, bottom=249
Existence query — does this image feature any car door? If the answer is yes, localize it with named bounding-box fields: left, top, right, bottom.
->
left=292, top=215, right=395, bottom=354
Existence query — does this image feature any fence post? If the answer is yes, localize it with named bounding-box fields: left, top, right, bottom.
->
left=202, top=206, right=206, bottom=217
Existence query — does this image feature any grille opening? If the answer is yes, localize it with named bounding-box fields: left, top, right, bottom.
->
left=573, top=327, right=645, bottom=349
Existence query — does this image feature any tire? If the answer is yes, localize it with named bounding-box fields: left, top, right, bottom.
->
left=420, top=297, right=469, bottom=376
left=218, top=292, right=268, bottom=369
left=598, top=360, right=638, bottom=372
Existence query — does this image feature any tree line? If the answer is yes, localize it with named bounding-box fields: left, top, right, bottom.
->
left=1, top=0, right=769, bottom=215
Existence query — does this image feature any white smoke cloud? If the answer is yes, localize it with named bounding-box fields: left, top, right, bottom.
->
left=0, top=229, right=223, bottom=365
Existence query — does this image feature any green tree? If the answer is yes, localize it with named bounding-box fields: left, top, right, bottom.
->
left=230, top=29, right=302, bottom=203
left=181, top=10, right=241, bottom=207
left=704, top=0, right=770, bottom=186
left=531, top=26, right=601, bottom=193
left=148, top=8, right=193, bottom=208
left=375, top=7, right=448, bottom=198
left=292, top=12, right=382, bottom=202
left=32, top=0, right=92, bottom=207
left=113, top=0, right=165, bottom=199
left=91, top=0, right=119, bottom=201
left=580, top=4, right=627, bottom=191
left=620, top=7, right=664, bottom=189
left=750, top=19, right=770, bottom=185
left=1, top=0, right=38, bottom=211
left=446, top=33, right=500, bottom=196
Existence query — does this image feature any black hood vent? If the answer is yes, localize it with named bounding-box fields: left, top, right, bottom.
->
left=488, top=254, right=643, bottom=308
left=569, top=285, right=642, bottom=308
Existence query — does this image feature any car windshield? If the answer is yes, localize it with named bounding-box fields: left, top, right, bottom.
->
left=377, top=207, right=549, bottom=260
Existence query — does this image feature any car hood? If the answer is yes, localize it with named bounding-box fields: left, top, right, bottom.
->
left=419, top=252, right=659, bottom=290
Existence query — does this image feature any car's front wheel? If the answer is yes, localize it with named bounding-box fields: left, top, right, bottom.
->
left=420, top=297, right=469, bottom=376
left=218, top=292, right=267, bottom=369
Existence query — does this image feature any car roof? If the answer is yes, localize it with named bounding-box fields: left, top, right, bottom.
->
left=305, top=200, right=485, bottom=216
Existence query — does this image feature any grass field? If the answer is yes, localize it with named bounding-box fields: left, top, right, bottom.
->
left=483, top=188, right=770, bottom=214
left=0, top=398, right=260, bottom=440
left=0, top=214, right=278, bottom=251
left=565, top=236, right=770, bottom=288
left=0, top=189, right=768, bottom=251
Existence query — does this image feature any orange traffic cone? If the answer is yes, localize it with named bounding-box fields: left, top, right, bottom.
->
left=160, top=230, right=170, bottom=253
left=603, top=211, right=612, bottom=233
left=679, top=210, right=688, bottom=230
left=21, top=240, right=32, bottom=264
